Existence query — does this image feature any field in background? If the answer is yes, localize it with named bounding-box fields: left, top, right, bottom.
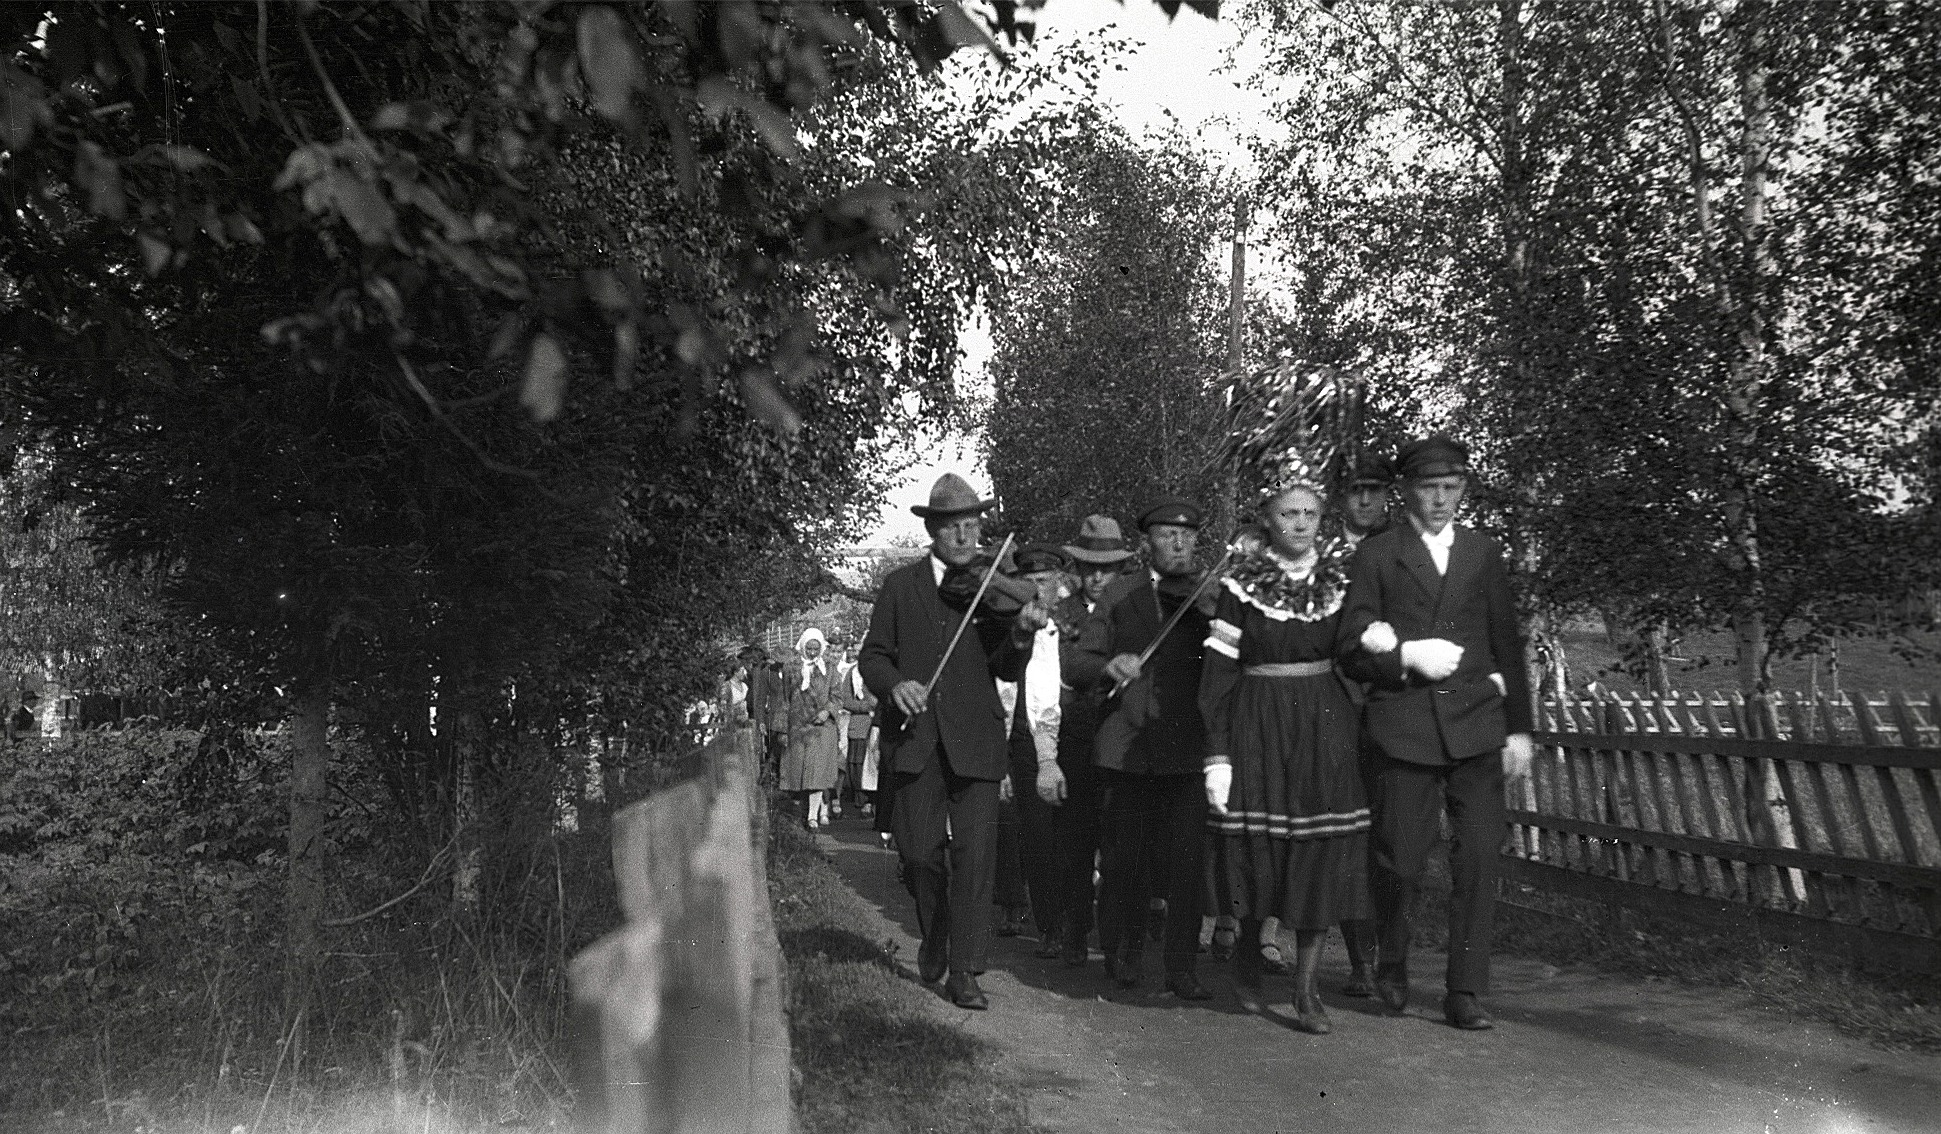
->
left=1555, top=625, right=1941, bottom=697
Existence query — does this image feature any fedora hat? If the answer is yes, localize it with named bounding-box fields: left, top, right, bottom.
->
left=1063, top=514, right=1133, bottom=564
left=910, top=472, right=995, bottom=519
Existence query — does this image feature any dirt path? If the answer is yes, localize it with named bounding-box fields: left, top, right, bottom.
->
left=814, top=822, right=1941, bottom=1134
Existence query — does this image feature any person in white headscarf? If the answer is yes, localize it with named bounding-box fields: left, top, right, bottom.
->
left=782, top=626, right=843, bottom=829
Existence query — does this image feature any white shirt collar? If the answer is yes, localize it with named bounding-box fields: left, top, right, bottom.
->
left=930, top=553, right=948, bottom=586
left=1408, top=513, right=1456, bottom=575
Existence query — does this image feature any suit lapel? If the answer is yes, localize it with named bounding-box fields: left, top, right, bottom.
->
left=1397, top=527, right=1443, bottom=604
left=915, top=557, right=953, bottom=658
left=1438, top=526, right=1483, bottom=618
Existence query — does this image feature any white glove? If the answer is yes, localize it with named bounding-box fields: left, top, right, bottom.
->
left=1204, top=762, right=1233, bottom=814
left=1360, top=620, right=1399, bottom=655
left=1401, top=638, right=1464, bottom=681
left=1502, top=733, right=1535, bottom=781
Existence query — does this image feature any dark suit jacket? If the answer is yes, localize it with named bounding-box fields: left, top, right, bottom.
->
left=1074, top=573, right=1210, bottom=776
left=1337, top=523, right=1533, bottom=765
left=858, top=557, right=1030, bottom=782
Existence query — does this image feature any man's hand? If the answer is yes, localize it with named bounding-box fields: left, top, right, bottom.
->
left=890, top=680, right=928, bottom=718
left=1204, top=761, right=1233, bottom=814
left=1013, top=599, right=1050, bottom=634
left=1360, top=620, right=1399, bottom=655
left=1400, top=638, right=1464, bottom=682
left=1502, top=732, right=1535, bottom=782
left=1036, top=761, right=1067, bottom=805
left=1104, top=653, right=1143, bottom=686
left=999, top=774, right=1014, bottom=804
left=814, top=709, right=831, bottom=725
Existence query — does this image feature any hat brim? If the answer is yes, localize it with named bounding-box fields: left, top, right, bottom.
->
left=1401, top=463, right=1468, bottom=479
left=910, top=498, right=995, bottom=519
left=1065, top=546, right=1133, bottom=564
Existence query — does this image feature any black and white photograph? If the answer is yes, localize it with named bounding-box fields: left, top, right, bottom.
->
left=2, top=1, right=1938, bottom=1132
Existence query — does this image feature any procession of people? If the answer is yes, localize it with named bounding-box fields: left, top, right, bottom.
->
left=817, top=401, right=1538, bottom=1036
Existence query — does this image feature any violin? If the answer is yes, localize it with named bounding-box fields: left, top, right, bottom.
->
left=937, top=545, right=1048, bottom=618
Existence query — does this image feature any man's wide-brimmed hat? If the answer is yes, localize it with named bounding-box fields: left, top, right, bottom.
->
left=1138, top=495, right=1204, bottom=532
left=910, top=472, right=995, bottom=519
left=1064, top=514, right=1133, bottom=564
left=1395, top=434, right=1471, bottom=479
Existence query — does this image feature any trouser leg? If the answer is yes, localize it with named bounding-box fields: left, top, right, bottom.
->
left=1156, top=773, right=1207, bottom=975
left=890, top=762, right=952, bottom=946
left=1011, top=742, right=1062, bottom=936
left=945, top=770, right=1001, bottom=975
left=1371, top=756, right=1445, bottom=975
left=1053, top=750, right=1103, bottom=942
left=1444, top=750, right=1505, bottom=995
left=1097, top=771, right=1156, bottom=956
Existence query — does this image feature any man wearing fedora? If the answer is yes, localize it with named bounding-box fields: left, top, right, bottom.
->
left=859, top=473, right=1048, bottom=1010
left=1336, top=434, right=1534, bottom=1030
left=1044, top=514, right=1134, bottom=966
left=1071, top=497, right=1217, bottom=1000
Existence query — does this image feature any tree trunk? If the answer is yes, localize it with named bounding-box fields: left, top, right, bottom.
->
left=1726, top=0, right=1775, bottom=694
left=284, top=673, right=331, bottom=1023
left=1644, top=623, right=1672, bottom=696
left=449, top=700, right=484, bottom=920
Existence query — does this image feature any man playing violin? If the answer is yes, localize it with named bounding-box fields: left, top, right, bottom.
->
left=859, top=473, right=1050, bottom=1010
left=1071, top=495, right=1218, bottom=1000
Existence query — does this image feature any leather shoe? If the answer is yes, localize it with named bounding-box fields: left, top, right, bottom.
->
left=1104, top=947, right=1143, bottom=988
left=1341, top=964, right=1374, bottom=998
left=945, top=972, right=989, bottom=1010
left=1164, top=972, right=1213, bottom=1001
left=1443, top=992, right=1494, bottom=1030
left=1290, top=992, right=1333, bottom=1035
left=1061, top=928, right=1089, bottom=968
left=1374, top=965, right=1409, bottom=1012
left=918, top=919, right=950, bottom=984
left=1033, top=937, right=1063, bottom=959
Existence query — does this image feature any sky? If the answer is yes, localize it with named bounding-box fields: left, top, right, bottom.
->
left=859, top=0, right=1274, bottom=545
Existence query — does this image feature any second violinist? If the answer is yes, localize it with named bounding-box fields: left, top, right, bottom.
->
left=1071, top=495, right=1220, bottom=1001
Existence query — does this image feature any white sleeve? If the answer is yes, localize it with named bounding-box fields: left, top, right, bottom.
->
left=1024, top=625, right=1061, bottom=763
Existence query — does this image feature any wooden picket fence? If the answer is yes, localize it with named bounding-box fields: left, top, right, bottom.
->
left=1504, top=690, right=1941, bottom=973
left=568, top=723, right=794, bottom=1134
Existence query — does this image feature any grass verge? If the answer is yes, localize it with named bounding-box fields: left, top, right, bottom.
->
left=766, top=806, right=1032, bottom=1134
left=1403, top=852, right=1941, bottom=1053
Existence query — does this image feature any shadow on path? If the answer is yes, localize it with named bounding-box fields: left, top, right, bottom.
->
left=812, top=819, right=1941, bottom=1134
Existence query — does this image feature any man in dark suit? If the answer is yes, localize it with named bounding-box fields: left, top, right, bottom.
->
left=1337, top=435, right=1535, bottom=1030
left=1071, top=496, right=1216, bottom=1000
left=859, top=473, right=1046, bottom=1010
left=1047, top=514, right=1136, bottom=967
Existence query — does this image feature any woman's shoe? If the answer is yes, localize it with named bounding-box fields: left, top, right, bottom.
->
left=1257, top=942, right=1290, bottom=977
left=1210, top=924, right=1238, bottom=961
left=1342, top=963, right=1374, bottom=998
left=1290, top=992, right=1333, bottom=1035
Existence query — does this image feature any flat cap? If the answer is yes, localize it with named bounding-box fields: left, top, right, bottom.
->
left=1013, top=542, right=1071, bottom=575
left=1137, top=495, right=1204, bottom=531
left=1394, top=435, right=1471, bottom=479
left=1347, top=453, right=1394, bottom=489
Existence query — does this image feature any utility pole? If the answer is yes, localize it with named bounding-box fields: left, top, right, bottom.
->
left=1228, top=196, right=1249, bottom=375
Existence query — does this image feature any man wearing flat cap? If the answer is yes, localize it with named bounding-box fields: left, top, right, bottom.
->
left=859, top=473, right=1048, bottom=1010
left=991, top=541, right=1071, bottom=955
left=1070, top=496, right=1217, bottom=999
left=1044, top=514, right=1135, bottom=966
left=1342, top=454, right=1394, bottom=546
left=1336, top=434, right=1534, bottom=1031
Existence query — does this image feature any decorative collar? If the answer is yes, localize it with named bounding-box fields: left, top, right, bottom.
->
left=1220, top=533, right=1351, bottom=623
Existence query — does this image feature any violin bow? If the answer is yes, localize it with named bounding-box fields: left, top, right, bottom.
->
left=921, top=531, right=1017, bottom=705
left=1110, top=545, right=1236, bottom=698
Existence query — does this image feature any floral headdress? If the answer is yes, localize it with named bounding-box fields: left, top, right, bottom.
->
left=1208, top=359, right=1363, bottom=622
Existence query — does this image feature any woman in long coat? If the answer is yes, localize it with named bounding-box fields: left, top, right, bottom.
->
left=782, top=626, right=843, bottom=828
left=1200, top=483, right=1372, bottom=1034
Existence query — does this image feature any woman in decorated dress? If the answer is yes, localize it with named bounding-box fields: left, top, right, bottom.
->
left=1199, top=481, right=1372, bottom=1034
